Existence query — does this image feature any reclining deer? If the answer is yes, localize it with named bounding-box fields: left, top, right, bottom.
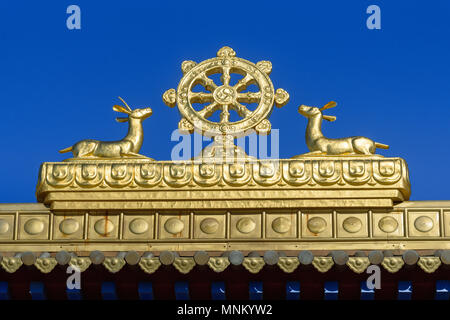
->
left=297, top=101, right=389, bottom=155
left=59, top=97, right=152, bottom=158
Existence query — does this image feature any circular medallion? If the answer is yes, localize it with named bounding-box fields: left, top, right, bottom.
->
left=307, top=217, right=327, bottom=234
left=414, top=216, right=434, bottom=232
left=236, top=217, right=256, bottom=234
left=200, top=218, right=219, bottom=234
left=272, top=217, right=291, bottom=234
left=94, top=218, right=115, bottom=236
left=59, top=218, right=79, bottom=235
left=213, top=85, right=236, bottom=104
left=0, top=219, right=9, bottom=234
left=164, top=218, right=184, bottom=234
left=24, top=218, right=45, bottom=235
left=378, top=216, right=398, bottom=233
left=129, top=218, right=149, bottom=234
left=343, top=217, right=362, bottom=233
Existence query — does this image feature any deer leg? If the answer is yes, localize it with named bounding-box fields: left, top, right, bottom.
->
left=292, top=150, right=325, bottom=158
left=121, top=151, right=148, bottom=158
left=74, top=142, right=98, bottom=158
left=352, top=145, right=373, bottom=155
left=352, top=138, right=377, bottom=155
left=303, top=150, right=325, bottom=156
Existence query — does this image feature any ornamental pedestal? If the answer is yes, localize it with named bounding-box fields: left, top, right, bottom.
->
left=37, top=157, right=410, bottom=210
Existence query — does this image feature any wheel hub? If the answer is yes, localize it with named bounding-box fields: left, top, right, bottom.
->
left=213, top=85, right=236, bottom=105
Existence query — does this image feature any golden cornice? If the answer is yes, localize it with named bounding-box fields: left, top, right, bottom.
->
left=37, top=158, right=410, bottom=192
left=36, top=157, right=410, bottom=210
left=0, top=202, right=449, bottom=253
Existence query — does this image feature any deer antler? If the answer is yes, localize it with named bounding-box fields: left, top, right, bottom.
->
left=118, top=96, right=132, bottom=112
left=319, top=101, right=337, bottom=111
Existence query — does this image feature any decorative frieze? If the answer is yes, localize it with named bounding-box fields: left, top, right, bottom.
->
left=0, top=202, right=449, bottom=252
left=36, top=157, right=410, bottom=210
left=39, top=158, right=408, bottom=191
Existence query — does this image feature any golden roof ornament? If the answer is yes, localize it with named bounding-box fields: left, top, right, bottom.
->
left=296, top=101, right=389, bottom=156
left=59, top=97, right=153, bottom=160
left=162, top=46, right=289, bottom=161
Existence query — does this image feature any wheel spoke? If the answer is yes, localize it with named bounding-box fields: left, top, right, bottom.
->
left=220, top=66, right=231, bottom=86
left=197, top=73, right=218, bottom=92
left=237, top=92, right=261, bottom=104
left=190, top=92, right=214, bottom=104
left=220, top=105, right=230, bottom=123
left=198, top=102, right=220, bottom=118
left=231, top=102, right=252, bottom=118
left=234, top=74, right=255, bottom=92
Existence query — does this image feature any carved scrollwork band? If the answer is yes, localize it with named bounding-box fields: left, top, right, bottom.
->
left=37, top=158, right=410, bottom=201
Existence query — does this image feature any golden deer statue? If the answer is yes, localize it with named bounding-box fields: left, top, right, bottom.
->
left=297, top=101, right=389, bottom=156
left=59, top=97, right=153, bottom=158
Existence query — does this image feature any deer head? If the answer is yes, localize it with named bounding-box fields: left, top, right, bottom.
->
left=113, top=96, right=153, bottom=122
left=298, top=101, right=337, bottom=122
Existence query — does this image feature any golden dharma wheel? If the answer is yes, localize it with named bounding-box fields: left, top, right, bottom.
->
left=163, top=46, right=289, bottom=136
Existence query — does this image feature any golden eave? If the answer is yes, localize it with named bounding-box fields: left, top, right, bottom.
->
left=0, top=200, right=449, bottom=274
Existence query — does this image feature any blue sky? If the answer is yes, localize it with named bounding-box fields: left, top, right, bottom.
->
left=1, top=1, right=449, bottom=202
